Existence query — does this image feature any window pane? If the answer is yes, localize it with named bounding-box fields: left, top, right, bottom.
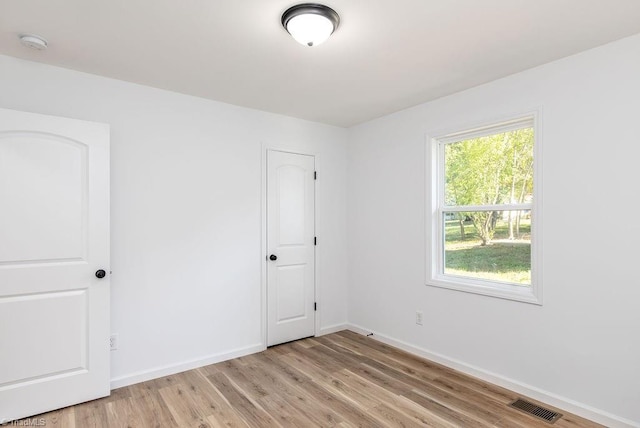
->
left=444, top=128, right=534, bottom=206
left=443, top=211, right=531, bottom=285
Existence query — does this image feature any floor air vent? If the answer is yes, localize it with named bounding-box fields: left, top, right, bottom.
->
left=509, top=398, right=562, bottom=423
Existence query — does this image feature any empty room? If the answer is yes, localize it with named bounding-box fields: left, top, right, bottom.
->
left=1, top=1, right=639, bottom=427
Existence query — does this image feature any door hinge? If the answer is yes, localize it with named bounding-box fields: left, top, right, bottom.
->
left=314, top=302, right=317, bottom=311
left=314, top=236, right=317, bottom=246
left=314, top=171, right=317, bottom=180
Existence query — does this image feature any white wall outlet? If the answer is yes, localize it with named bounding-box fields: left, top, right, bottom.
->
left=415, top=311, right=423, bottom=325
left=110, top=334, right=119, bottom=351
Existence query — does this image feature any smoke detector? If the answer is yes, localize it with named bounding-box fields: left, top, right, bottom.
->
left=19, top=34, right=48, bottom=51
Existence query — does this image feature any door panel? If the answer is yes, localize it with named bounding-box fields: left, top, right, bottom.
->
left=0, top=133, right=86, bottom=263
left=0, top=290, right=88, bottom=386
left=267, top=150, right=315, bottom=346
left=275, top=264, right=307, bottom=321
left=0, top=108, right=110, bottom=422
left=277, top=165, right=306, bottom=245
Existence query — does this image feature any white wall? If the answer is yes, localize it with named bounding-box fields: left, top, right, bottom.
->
left=0, top=54, right=348, bottom=385
left=348, top=34, right=640, bottom=425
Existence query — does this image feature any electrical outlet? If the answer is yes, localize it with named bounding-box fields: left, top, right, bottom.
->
left=110, top=334, right=118, bottom=351
left=415, top=311, right=423, bottom=326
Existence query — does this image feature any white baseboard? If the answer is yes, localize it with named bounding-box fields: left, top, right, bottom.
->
left=318, top=323, right=349, bottom=336
left=110, top=343, right=265, bottom=390
left=346, top=323, right=638, bottom=428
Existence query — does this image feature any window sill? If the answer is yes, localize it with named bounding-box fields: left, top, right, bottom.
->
left=427, top=275, right=542, bottom=305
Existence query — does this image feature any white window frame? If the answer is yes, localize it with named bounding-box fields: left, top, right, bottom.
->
left=426, top=112, right=543, bottom=305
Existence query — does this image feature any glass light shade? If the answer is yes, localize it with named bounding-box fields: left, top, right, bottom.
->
left=286, top=13, right=335, bottom=47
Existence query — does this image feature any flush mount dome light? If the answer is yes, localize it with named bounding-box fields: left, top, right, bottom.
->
left=19, top=34, right=48, bottom=51
left=281, top=3, right=340, bottom=47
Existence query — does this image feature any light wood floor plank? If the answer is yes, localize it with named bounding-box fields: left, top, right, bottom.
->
left=27, top=407, right=76, bottom=428
left=128, top=381, right=180, bottom=427
left=13, top=331, right=604, bottom=427
left=183, top=369, right=250, bottom=428
left=104, top=397, right=144, bottom=428
left=244, top=353, right=346, bottom=426
left=206, top=372, right=280, bottom=427
left=332, top=370, right=456, bottom=428
left=72, top=398, right=110, bottom=428
left=157, top=382, right=213, bottom=428
left=216, top=359, right=312, bottom=427
left=371, top=403, right=429, bottom=428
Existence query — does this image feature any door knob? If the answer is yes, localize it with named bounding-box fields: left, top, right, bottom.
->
left=269, top=254, right=277, bottom=261
left=95, top=269, right=106, bottom=279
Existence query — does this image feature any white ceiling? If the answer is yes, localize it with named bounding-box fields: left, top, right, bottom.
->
left=2, top=1, right=640, bottom=127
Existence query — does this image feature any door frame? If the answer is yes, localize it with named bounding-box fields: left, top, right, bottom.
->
left=261, top=143, right=320, bottom=349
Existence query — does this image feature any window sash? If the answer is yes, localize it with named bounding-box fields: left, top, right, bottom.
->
left=437, top=117, right=534, bottom=145
left=440, top=209, right=532, bottom=286
left=440, top=203, right=532, bottom=212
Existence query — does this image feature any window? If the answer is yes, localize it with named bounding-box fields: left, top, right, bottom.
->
left=428, top=115, right=541, bottom=304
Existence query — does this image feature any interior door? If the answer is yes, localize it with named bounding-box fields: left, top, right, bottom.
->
left=0, top=108, right=110, bottom=422
left=267, top=150, right=315, bottom=346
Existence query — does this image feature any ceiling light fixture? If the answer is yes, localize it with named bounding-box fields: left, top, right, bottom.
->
left=281, top=3, right=340, bottom=47
left=19, top=34, right=48, bottom=51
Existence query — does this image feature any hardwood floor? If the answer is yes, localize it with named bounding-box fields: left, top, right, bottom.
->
left=17, top=330, right=602, bottom=427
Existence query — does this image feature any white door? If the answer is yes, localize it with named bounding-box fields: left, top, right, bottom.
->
left=267, top=150, right=315, bottom=346
left=0, top=108, right=110, bottom=422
